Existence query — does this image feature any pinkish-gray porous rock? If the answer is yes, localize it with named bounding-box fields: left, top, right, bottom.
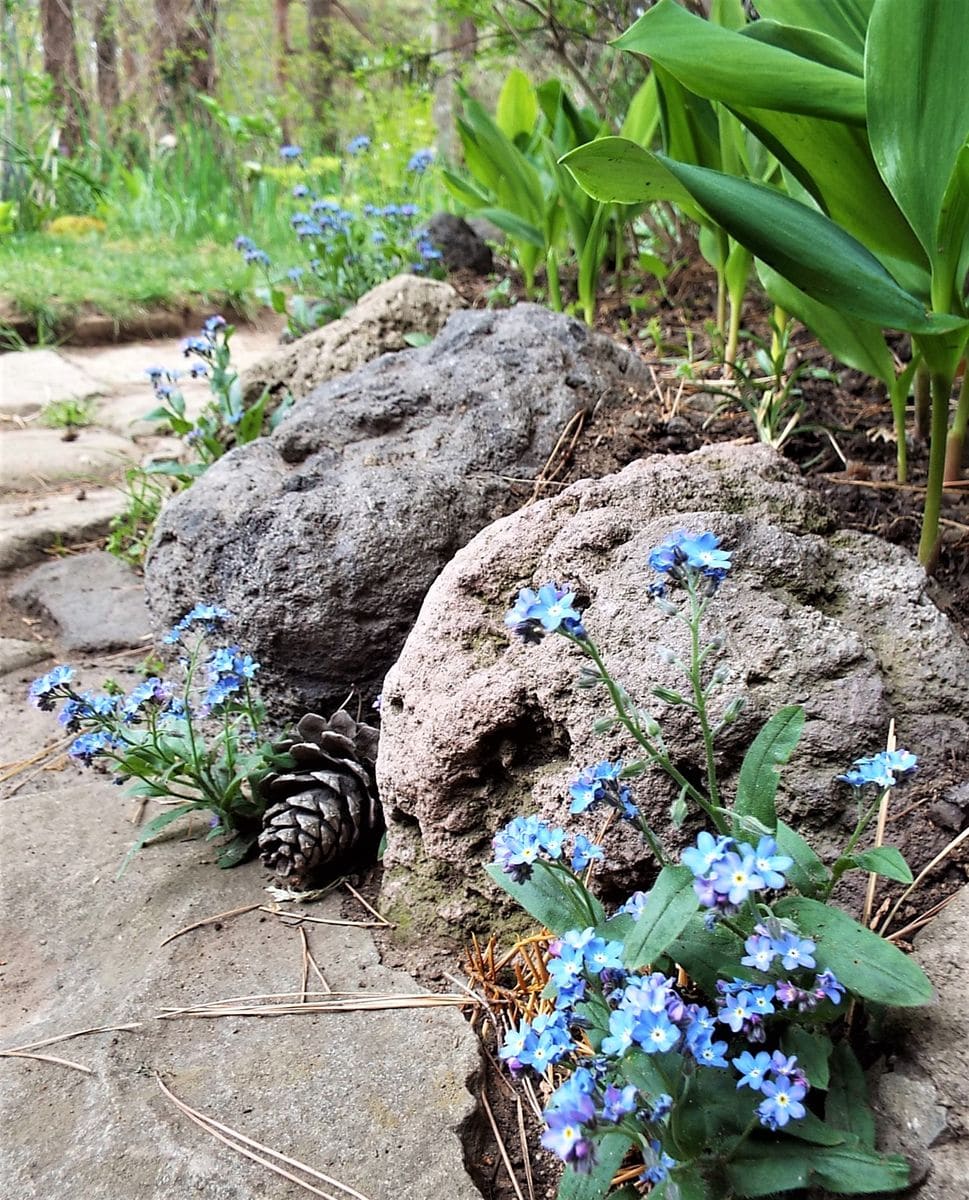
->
left=241, top=272, right=462, bottom=404
left=869, top=886, right=969, bottom=1199
left=375, top=443, right=969, bottom=929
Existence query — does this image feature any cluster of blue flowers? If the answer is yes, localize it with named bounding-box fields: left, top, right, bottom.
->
left=497, top=903, right=825, bottom=1174
left=838, top=748, right=918, bottom=789
left=648, top=528, right=732, bottom=598
left=504, top=583, right=587, bottom=643
left=346, top=134, right=371, bottom=155
left=569, top=760, right=637, bottom=820
left=682, top=831, right=794, bottom=915
left=163, top=603, right=232, bottom=646
left=492, top=815, right=603, bottom=883
left=407, top=148, right=434, bottom=173
left=201, top=644, right=260, bottom=713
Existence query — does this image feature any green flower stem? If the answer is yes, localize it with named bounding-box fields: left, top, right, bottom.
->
left=686, top=581, right=722, bottom=815
left=820, top=791, right=884, bottom=900
left=724, top=1116, right=760, bottom=1162
left=636, top=816, right=672, bottom=868
left=565, top=631, right=728, bottom=835
left=917, top=367, right=954, bottom=566
left=944, top=367, right=969, bottom=482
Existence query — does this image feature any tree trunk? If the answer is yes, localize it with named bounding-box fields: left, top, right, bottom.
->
left=275, top=0, right=293, bottom=141
left=306, top=0, right=335, bottom=140
left=40, top=0, right=86, bottom=153
left=186, top=0, right=218, bottom=95
left=433, top=10, right=476, bottom=163
left=94, top=1, right=121, bottom=115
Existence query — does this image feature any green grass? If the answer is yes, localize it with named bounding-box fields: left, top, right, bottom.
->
left=0, top=233, right=261, bottom=330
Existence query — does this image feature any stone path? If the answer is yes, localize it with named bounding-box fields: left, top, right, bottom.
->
left=0, top=328, right=486, bottom=1200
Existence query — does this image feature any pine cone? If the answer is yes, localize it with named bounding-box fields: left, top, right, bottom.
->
left=258, top=710, right=382, bottom=890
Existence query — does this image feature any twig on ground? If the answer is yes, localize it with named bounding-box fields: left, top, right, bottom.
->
left=862, top=723, right=895, bottom=930
left=887, top=892, right=958, bottom=943
left=300, top=927, right=332, bottom=993
left=342, top=881, right=392, bottom=926
left=528, top=409, right=585, bottom=504
left=259, top=905, right=384, bottom=929
left=157, top=992, right=471, bottom=1019
left=156, top=1075, right=374, bottom=1200
left=160, top=903, right=262, bottom=947
left=515, top=1095, right=537, bottom=1200
left=480, top=1086, right=527, bottom=1200
left=0, top=1021, right=141, bottom=1055
left=880, top=825, right=969, bottom=936
left=0, top=734, right=74, bottom=779
left=2, top=1049, right=92, bottom=1073
left=299, top=926, right=311, bottom=1003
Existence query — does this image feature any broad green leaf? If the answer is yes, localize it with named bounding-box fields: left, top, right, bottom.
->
left=934, top=141, right=969, bottom=313
left=653, top=64, right=721, bottom=171
left=734, top=705, right=804, bottom=834
left=484, top=861, right=604, bottom=935
left=826, top=1042, right=876, bottom=1147
left=755, top=0, right=873, bottom=52
left=619, top=1048, right=679, bottom=1099
left=784, top=1112, right=849, bottom=1146
left=496, top=68, right=538, bottom=144
left=561, top=137, right=701, bottom=216
left=619, top=73, right=660, bottom=148
left=773, top=896, right=933, bottom=1006
left=733, top=108, right=926, bottom=272
left=775, top=820, right=830, bottom=897
left=726, top=1137, right=909, bottom=1195
left=756, top=261, right=896, bottom=383
left=475, top=207, right=545, bottom=249
left=867, top=0, right=969, bottom=268
left=672, top=1063, right=756, bottom=1157
left=781, top=1026, right=832, bottom=1088
left=615, top=0, right=866, bottom=124
left=440, top=167, right=491, bottom=209
left=216, top=831, right=259, bottom=869
left=670, top=1165, right=711, bottom=1200
left=669, top=913, right=749, bottom=994
left=651, top=156, right=959, bottom=334
left=842, top=845, right=913, bottom=885
left=622, top=865, right=698, bottom=969
left=743, top=19, right=864, bottom=76
left=557, top=1132, right=632, bottom=1200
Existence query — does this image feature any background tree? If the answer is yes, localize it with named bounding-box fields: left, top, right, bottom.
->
left=40, top=0, right=87, bottom=151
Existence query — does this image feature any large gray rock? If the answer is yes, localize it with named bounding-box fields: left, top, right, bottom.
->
left=145, top=304, right=654, bottom=715
left=375, top=444, right=969, bottom=932
left=422, top=213, right=494, bottom=274
left=870, top=887, right=969, bottom=1199
left=242, top=273, right=463, bottom=403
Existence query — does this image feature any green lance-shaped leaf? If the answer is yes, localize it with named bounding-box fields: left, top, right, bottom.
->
left=773, top=896, right=933, bottom=1006
left=475, top=207, right=545, bottom=249
left=725, top=1137, right=909, bottom=1196
left=619, top=72, right=660, bottom=148
left=561, top=137, right=702, bottom=216
left=557, top=1132, right=633, bottom=1200
left=485, top=861, right=604, bottom=935
left=756, top=261, right=896, bottom=383
left=733, top=704, right=804, bottom=835
left=495, top=68, right=538, bottom=145
left=826, top=1042, right=876, bottom=1148
left=754, top=0, right=874, bottom=54
left=118, top=802, right=199, bottom=877
left=780, top=1026, right=832, bottom=1089
left=622, top=865, right=698, bottom=970
left=837, top=845, right=913, bottom=886
left=867, top=0, right=969, bottom=273
left=743, top=19, right=864, bottom=76
left=774, top=819, right=831, bottom=898
left=649, top=155, right=963, bottom=335
left=615, top=0, right=866, bottom=124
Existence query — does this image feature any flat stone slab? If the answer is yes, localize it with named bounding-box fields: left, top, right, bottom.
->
left=61, top=326, right=284, bottom=392
left=0, top=779, right=482, bottom=1200
left=0, top=637, right=51, bottom=675
left=0, top=350, right=103, bottom=417
left=10, top=551, right=151, bottom=651
left=0, top=489, right=127, bottom=570
left=1, top=427, right=139, bottom=493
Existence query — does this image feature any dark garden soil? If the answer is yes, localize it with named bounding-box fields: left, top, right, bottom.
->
left=377, top=261, right=969, bottom=1199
